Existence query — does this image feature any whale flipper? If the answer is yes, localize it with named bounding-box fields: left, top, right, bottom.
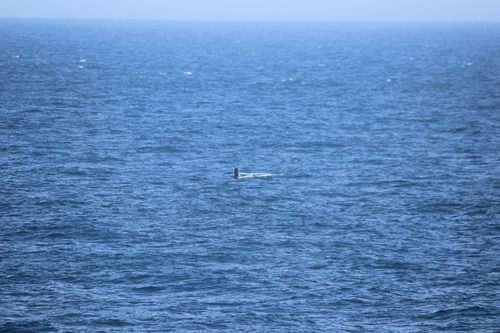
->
left=234, top=168, right=275, bottom=179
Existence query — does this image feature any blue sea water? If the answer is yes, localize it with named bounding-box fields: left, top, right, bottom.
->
left=1, top=19, right=500, bottom=332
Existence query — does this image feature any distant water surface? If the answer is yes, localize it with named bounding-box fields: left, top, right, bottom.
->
left=1, top=19, right=499, bottom=332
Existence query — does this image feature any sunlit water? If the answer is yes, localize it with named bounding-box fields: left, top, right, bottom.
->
left=1, top=19, right=499, bottom=332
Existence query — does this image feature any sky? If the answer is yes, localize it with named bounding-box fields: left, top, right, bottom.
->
left=1, top=0, right=499, bottom=22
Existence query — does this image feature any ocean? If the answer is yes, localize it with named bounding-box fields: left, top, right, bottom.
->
left=0, top=19, right=499, bottom=332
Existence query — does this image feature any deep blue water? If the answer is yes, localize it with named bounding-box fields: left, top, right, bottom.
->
left=1, top=19, right=500, bottom=332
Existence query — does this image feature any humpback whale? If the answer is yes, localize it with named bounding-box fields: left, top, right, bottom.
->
left=233, top=168, right=275, bottom=179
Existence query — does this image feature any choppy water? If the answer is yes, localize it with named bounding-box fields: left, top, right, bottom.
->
left=1, top=19, right=500, bottom=332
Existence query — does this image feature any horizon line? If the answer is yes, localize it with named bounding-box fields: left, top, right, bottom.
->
left=1, top=17, right=500, bottom=24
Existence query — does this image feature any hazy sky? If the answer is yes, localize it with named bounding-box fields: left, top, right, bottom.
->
left=1, top=0, right=499, bottom=22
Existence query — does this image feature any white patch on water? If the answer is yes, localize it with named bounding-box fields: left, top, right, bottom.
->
left=236, top=172, right=276, bottom=178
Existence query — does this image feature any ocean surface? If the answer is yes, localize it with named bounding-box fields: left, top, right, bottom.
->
left=1, top=19, right=499, bottom=332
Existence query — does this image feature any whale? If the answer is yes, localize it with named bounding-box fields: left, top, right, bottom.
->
left=233, top=168, right=274, bottom=179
